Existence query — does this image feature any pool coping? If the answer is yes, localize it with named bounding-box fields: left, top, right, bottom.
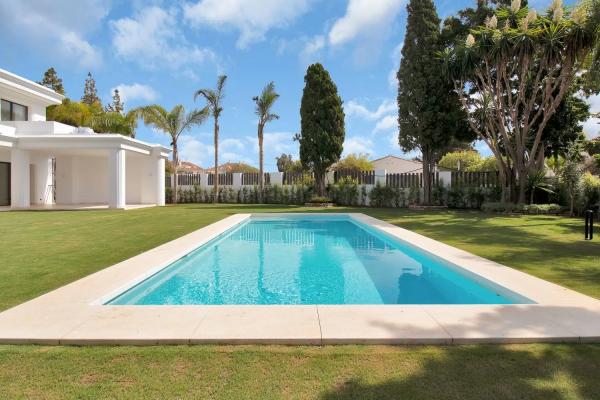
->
left=0, top=212, right=599, bottom=345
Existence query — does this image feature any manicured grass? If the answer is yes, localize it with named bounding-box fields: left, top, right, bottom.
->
left=1, top=344, right=600, bottom=399
left=1, top=205, right=599, bottom=399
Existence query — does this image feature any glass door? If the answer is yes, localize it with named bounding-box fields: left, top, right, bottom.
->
left=0, top=162, right=9, bottom=206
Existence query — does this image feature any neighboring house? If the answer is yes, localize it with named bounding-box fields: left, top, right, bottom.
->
left=177, top=161, right=203, bottom=173
left=0, top=68, right=170, bottom=209
left=371, top=155, right=424, bottom=174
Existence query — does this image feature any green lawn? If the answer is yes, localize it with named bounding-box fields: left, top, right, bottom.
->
left=1, top=205, right=599, bottom=399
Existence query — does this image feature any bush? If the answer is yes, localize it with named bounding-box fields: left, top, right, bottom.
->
left=581, top=172, right=600, bottom=210
left=308, top=195, right=333, bottom=203
left=329, top=177, right=359, bottom=206
left=370, top=182, right=395, bottom=207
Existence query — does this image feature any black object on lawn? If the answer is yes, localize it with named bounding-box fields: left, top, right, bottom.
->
left=585, top=210, right=594, bottom=240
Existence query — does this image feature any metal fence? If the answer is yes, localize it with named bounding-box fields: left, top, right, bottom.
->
left=333, top=169, right=375, bottom=185
left=241, top=172, right=271, bottom=186
left=207, top=173, right=234, bottom=186
left=451, top=171, right=499, bottom=187
left=282, top=171, right=313, bottom=185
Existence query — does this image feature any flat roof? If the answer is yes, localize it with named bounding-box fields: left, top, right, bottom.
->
left=0, top=68, right=64, bottom=105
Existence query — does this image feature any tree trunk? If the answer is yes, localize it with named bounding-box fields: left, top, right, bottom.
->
left=213, top=119, right=219, bottom=203
left=258, top=124, right=264, bottom=203
left=172, top=141, right=178, bottom=204
left=422, top=149, right=431, bottom=205
left=315, top=171, right=325, bottom=197
left=570, top=194, right=574, bottom=217
left=517, top=167, right=527, bottom=204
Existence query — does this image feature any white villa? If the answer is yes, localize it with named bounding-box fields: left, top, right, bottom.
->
left=0, top=68, right=169, bottom=209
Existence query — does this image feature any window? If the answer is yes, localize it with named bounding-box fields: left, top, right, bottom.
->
left=0, top=99, right=28, bottom=121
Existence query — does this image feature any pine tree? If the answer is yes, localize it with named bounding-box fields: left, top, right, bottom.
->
left=397, top=0, right=471, bottom=204
left=297, top=63, right=345, bottom=196
left=38, top=67, right=65, bottom=95
left=106, top=89, right=124, bottom=114
left=81, top=72, right=101, bottom=105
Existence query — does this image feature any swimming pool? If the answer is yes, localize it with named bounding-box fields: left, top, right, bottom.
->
left=108, top=215, right=532, bottom=305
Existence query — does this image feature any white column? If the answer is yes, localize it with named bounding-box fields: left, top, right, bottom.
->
left=270, top=172, right=283, bottom=186
left=374, top=169, right=387, bottom=186
left=108, top=148, right=126, bottom=209
left=10, top=148, right=30, bottom=208
left=155, top=157, right=165, bottom=206
left=438, top=170, right=452, bottom=187
left=232, top=173, right=242, bottom=188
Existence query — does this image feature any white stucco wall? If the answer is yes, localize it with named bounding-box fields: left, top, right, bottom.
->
left=28, top=152, right=52, bottom=205
left=55, top=155, right=109, bottom=204
left=126, top=154, right=160, bottom=204
left=0, top=148, right=10, bottom=163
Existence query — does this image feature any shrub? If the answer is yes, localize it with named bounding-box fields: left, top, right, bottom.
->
left=308, top=195, right=333, bottom=203
left=370, top=182, right=395, bottom=207
left=482, top=202, right=562, bottom=214
left=330, top=176, right=359, bottom=206
left=581, top=172, right=600, bottom=210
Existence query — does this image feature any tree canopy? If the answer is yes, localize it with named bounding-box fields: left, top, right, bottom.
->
left=440, top=0, right=600, bottom=203
left=38, top=67, right=65, bottom=95
left=333, top=153, right=373, bottom=172
left=81, top=72, right=101, bottom=105
left=297, top=63, right=345, bottom=196
left=106, top=89, right=124, bottom=114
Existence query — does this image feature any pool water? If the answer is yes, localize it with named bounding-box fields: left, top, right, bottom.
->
left=108, top=215, right=531, bottom=305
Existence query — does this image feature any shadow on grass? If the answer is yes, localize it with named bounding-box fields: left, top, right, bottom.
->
left=320, top=305, right=600, bottom=400
left=320, top=344, right=600, bottom=400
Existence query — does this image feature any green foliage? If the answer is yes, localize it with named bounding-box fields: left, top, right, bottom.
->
left=333, top=153, right=373, bottom=172
left=439, top=150, right=481, bottom=171
left=542, top=90, right=590, bottom=159
left=38, top=67, right=65, bottom=95
left=329, top=177, right=359, bottom=206
left=106, top=89, right=124, bottom=114
left=581, top=172, right=600, bottom=209
left=226, top=162, right=259, bottom=173
left=308, top=195, right=333, bottom=204
left=297, top=63, right=345, bottom=196
left=560, top=154, right=584, bottom=216
left=253, top=82, right=280, bottom=195
left=585, top=138, right=600, bottom=155
left=369, top=182, right=396, bottom=207
left=81, top=72, right=101, bottom=105
left=276, top=154, right=303, bottom=173
left=398, top=0, right=473, bottom=203
left=47, top=99, right=98, bottom=127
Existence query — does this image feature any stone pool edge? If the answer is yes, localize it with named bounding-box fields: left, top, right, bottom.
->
left=0, top=212, right=599, bottom=345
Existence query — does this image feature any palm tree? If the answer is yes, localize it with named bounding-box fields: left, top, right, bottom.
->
left=138, top=104, right=210, bottom=203
left=194, top=75, right=227, bottom=203
left=253, top=82, right=280, bottom=201
left=91, top=109, right=141, bottom=137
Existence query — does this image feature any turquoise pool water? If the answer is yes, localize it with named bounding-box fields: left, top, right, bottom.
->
left=108, top=215, right=532, bottom=305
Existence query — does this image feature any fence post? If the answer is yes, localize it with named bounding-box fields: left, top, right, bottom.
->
left=374, top=169, right=386, bottom=186
left=233, top=173, right=242, bottom=188
left=270, top=172, right=284, bottom=186
left=200, top=173, right=209, bottom=189
left=325, top=170, right=335, bottom=185
left=438, top=170, right=452, bottom=188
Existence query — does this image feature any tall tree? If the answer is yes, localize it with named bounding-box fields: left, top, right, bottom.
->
left=106, top=89, right=124, bottom=114
left=195, top=75, right=227, bottom=203
left=38, top=67, right=65, bottom=95
left=138, top=105, right=210, bottom=203
left=81, top=72, right=101, bottom=105
left=440, top=0, right=600, bottom=203
left=91, top=109, right=140, bottom=137
left=253, top=82, right=280, bottom=200
left=297, top=63, right=345, bottom=196
left=398, top=0, right=471, bottom=204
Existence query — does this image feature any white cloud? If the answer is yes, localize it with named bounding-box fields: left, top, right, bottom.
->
left=111, top=6, right=216, bottom=71
left=343, top=136, right=374, bottom=156
left=0, top=0, right=107, bottom=68
left=300, top=35, right=326, bottom=63
left=179, top=134, right=215, bottom=167
left=183, top=0, right=312, bottom=48
left=580, top=94, right=600, bottom=139
left=328, top=0, right=405, bottom=46
left=346, top=99, right=396, bottom=121
left=373, top=115, right=397, bottom=133
left=388, top=42, right=403, bottom=88
left=111, top=83, right=158, bottom=105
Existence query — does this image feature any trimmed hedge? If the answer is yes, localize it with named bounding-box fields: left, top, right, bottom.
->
left=482, top=202, right=563, bottom=214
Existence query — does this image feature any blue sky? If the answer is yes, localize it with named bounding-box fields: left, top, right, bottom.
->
left=1, top=0, right=597, bottom=170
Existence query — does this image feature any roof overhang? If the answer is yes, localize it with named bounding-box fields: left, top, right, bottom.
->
left=12, top=134, right=170, bottom=157
left=0, top=68, right=64, bottom=106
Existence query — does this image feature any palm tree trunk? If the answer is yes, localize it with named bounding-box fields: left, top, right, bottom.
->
left=173, top=140, right=178, bottom=204
left=258, top=124, right=264, bottom=203
left=213, top=118, right=219, bottom=203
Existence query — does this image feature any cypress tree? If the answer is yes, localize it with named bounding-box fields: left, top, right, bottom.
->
left=297, top=63, right=345, bottom=196
left=397, top=0, right=470, bottom=204
left=39, top=67, right=65, bottom=95
left=81, top=72, right=101, bottom=105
